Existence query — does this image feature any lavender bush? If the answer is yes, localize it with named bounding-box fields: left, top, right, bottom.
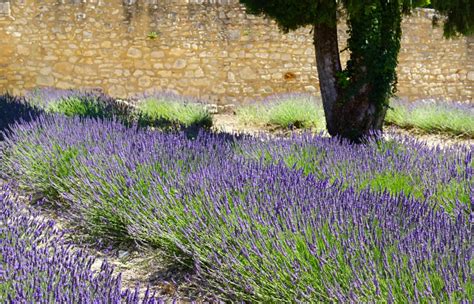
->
left=134, top=92, right=212, bottom=132
left=0, top=94, right=43, bottom=141
left=385, top=99, right=474, bottom=137
left=235, top=132, right=472, bottom=213
left=25, top=88, right=134, bottom=126
left=236, top=93, right=326, bottom=130
left=0, top=184, right=162, bottom=303
left=1, top=115, right=472, bottom=302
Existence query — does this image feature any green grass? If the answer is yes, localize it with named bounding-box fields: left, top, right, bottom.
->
left=136, top=97, right=212, bottom=130
left=236, top=94, right=326, bottom=130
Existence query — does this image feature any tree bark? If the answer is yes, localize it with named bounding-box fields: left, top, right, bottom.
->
left=313, top=21, right=342, bottom=137
left=314, top=17, right=388, bottom=143
left=332, top=82, right=388, bottom=143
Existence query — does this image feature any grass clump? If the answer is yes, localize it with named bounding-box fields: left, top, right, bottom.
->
left=386, top=99, right=474, bottom=138
left=237, top=94, right=473, bottom=138
left=135, top=93, right=212, bottom=131
left=236, top=94, right=326, bottom=130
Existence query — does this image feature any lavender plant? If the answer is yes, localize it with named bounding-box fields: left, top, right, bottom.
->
left=385, top=99, right=474, bottom=137
left=156, top=162, right=472, bottom=302
left=236, top=93, right=326, bottom=130
left=25, top=88, right=134, bottom=126
left=0, top=94, right=43, bottom=141
left=134, top=92, right=212, bottom=131
left=1, top=115, right=472, bottom=302
left=243, top=133, right=472, bottom=213
left=0, top=184, right=162, bottom=303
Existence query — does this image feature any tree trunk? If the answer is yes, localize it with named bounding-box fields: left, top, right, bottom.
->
left=313, top=21, right=342, bottom=137
left=314, top=17, right=388, bottom=143
left=332, top=83, right=388, bottom=143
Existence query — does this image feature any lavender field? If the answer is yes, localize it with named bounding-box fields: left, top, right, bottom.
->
left=0, top=185, right=162, bottom=303
left=0, top=92, right=474, bottom=303
left=0, top=92, right=472, bottom=302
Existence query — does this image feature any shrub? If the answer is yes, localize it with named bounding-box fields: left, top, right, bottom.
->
left=135, top=93, right=212, bottom=131
left=25, top=88, right=135, bottom=126
left=237, top=133, right=472, bottom=214
left=0, top=184, right=161, bottom=303
left=0, top=94, right=43, bottom=141
left=385, top=99, right=474, bottom=137
left=236, top=94, right=326, bottom=129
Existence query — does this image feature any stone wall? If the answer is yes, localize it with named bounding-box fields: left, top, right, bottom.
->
left=0, top=0, right=472, bottom=105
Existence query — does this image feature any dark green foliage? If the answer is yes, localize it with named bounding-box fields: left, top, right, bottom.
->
left=239, top=0, right=471, bottom=37
left=239, top=0, right=338, bottom=31
left=430, top=0, right=474, bottom=37
left=0, top=94, right=43, bottom=140
left=343, top=1, right=403, bottom=111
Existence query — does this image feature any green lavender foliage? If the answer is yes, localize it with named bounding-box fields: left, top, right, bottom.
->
left=385, top=99, right=474, bottom=137
left=135, top=94, right=212, bottom=130
left=236, top=94, right=326, bottom=130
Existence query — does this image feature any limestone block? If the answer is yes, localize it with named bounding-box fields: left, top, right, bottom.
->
left=151, top=51, right=165, bottom=58
left=127, top=47, right=142, bottom=59
left=17, top=45, right=30, bottom=56
left=39, top=67, right=52, bottom=76
left=173, top=59, right=187, bottom=69
left=157, top=70, right=172, bottom=77
left=36, top=75, right=54, bottom=86
left=259, top=86, right=273, bottom=94
left=239, top=67, right=257, bottom=80
left=227, top=72, right=236, bottom=82
left=212, top=85, right=226, bottom=94
left=468, top=71, right=474, bottom=81
left=56, top=81, right=74, bottom=89
left=73, top=65, right=96, bottom=75
left=191, top=78, right=211, bottom=87
left=109, top=85, right=127, bottom=97
left=194, top=67, right=205, bottom=78
left=138, top=76, right=151, bottom=87
left=133, top=70, right=144, bottom=77
left=100, top=41, right=112, bottom=48
left=304, top=85, right=318, bottom=92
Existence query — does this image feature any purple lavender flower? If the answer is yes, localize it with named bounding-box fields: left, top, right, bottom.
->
left=0, top=184, right=162, bottom=303
left=1, top=114, right=471, bottom=302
